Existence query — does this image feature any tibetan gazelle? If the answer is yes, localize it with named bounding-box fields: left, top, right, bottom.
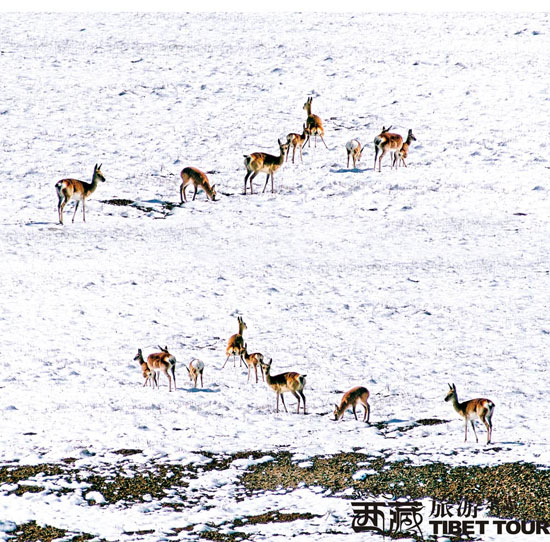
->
left=445, top=383, right=495, bottom=444
left=286, top=124, right=308, bottom=164
left=55, top=163, right=106, bottom=225
left=243, top=138, right=290, bottom=194
left=373, top=126, right=403, bottom=172
left=333, top=386, right=370, bottom=422
left=260, top=358, right=306, bottom=414
left=242, top=343, right=265, bottom=383
left=146, top=346, right=177, bottom=392
left=303, top=97, right=328, bottom=149
left=134, top=349, right=156, bottom=387
left=394, top=129, right=417, bottom=168
left=180, top=167, right=217, bottom=203
left=345, top=139, right=363, bottom=169
left=222, top=316, right=247, bottom=368
left=187, top=358, right=205, bottom=388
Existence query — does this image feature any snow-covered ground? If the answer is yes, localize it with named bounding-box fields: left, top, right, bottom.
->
left=0, top=11, right=549, bottom=541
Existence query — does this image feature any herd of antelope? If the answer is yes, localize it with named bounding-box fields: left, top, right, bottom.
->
left=135, top=316, right=495, bottom=445
left=54, top=97, right=417, bottom=224
left=56, top=98, right=493, bottom=446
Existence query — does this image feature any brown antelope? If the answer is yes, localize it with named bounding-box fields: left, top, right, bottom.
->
left=286, top=124, right=308, bottom=164
left=146, top=346, right=177, bottom=392
left=345, top=139, right=363, bottom=169
left=333, top=386, right=370, bottom=422
left=180, top=167, right=217, bottom=203
left=393, top=129, right=417, bottom=168
left=134, top=349, right=156, bottom=387
left=260, top=358, right=306, bottom=414
left=55, top=163, right=106, bottom=225
left=187, top=358, right=205, bottom=388
left=373, top=126, right=403, bottom=172
left=303, top=97, right=328, bottom=149
left=222, top=316, right=247, bottom=368
left=444, top=383, right=495, bottom=444
left=242, top=343, right=265, bottom=383
left=243, top=139, right=290, bottom=194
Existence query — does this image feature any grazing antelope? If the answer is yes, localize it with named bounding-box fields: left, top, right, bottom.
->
left=286, top=124, right=308, bottom=164
left=373, top=126, right=403, bottom=172
left=303, top=97, right=328, bottom=149
left=180, top=167, right=217, bottom=203
left=260, top=358, right=306, bottom=414
left=222, top=316, right=247, bottom=368
left=243, top=138, right=290, bottom=194
left=134, top=349, right=157, bottom=387
left=187, top=358, right=205, bottom=388
left=345, top=139, right=363, bottom=169
left=393, top=129, right=417, bottom=168
left=146, top=346, right=177, bottom=392
left=444, top=383, right=495, bottom=445
left=55, top=163, right=106, bottom=225
left=243, top=343, right=265, bottom=383
left=333, top=386, right=370, bottom=422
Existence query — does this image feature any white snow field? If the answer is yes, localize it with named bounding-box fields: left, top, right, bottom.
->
left=0, top=11, right=549, bottom=541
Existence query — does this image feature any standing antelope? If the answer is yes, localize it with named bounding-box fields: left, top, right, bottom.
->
left=260, top=358, right=306, bottom=414
left=243, top=343, right=265, bottom=383
left=444, top=383, right=495, bottom=445
left=55, top=163, right=106, bottom=225
left=134, top=349, right=156, bottom=387
left=373, top=126, right=403, bottom=172
left=146, top=346, right=177, bottom=392
left=333, top=386, right=370, bottom=422
left=303, top=97, right=328, bottom=149
left=393, top=129, right=417, bottom=168
left=187, top=358, right=205, bottom=388
left=345, top=139, right=363, bottom=169
left=286, top=124, right=308, bottom=164
left=180, top=167, right=217, bottom=203
left=222, top=316, right=247, bottom=368
left=243, top=138, right=290, bottom=194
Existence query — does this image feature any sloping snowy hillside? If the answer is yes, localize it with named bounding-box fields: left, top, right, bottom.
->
left=0, top=11, right=549, bottom=541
